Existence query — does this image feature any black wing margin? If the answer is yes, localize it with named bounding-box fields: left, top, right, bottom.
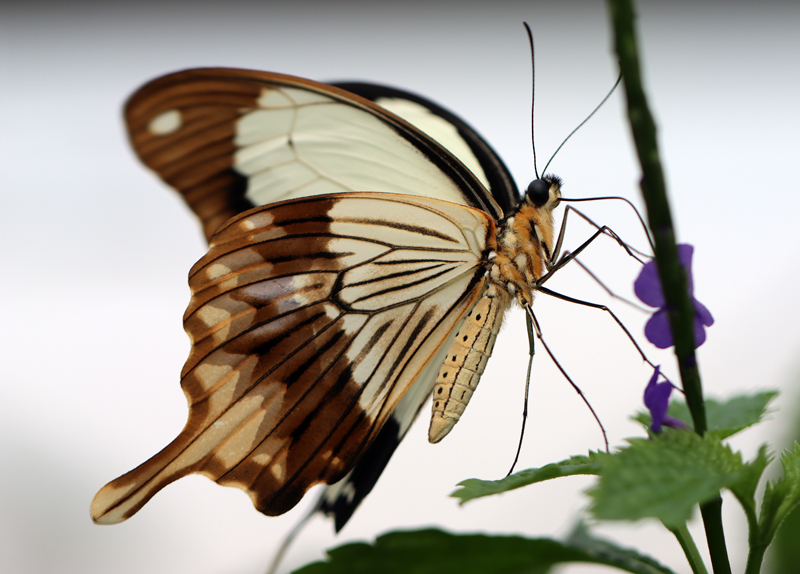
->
left=316, top=83, right=519, bottom=530
left=337, top=82, right=520, bottom=216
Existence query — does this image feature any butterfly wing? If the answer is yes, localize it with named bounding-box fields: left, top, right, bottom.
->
left=124, top=68, right=515, bottom=241
left=91, top=192, right=496, bottom=524
left=121, top=69, right=519, bottom=528
left=311, top=82, right=519, bottom=528
left=332, top=82, right=519, bottom=215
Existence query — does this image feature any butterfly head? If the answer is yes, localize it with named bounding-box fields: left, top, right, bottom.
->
left=525, top=175, right=562, bottom=211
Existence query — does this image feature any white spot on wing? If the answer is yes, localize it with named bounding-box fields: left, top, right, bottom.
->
left=205, top=262, right=239, bottom=291
left=270, top=449, right=288, bottom=481
left=240, top=210, right=275, bottom=231
left=342, top=482, right=356, bottom=503
left=148, top=109, right=182, bottom=135
left=197, top=304, right=232, bottom=328
left=206, top=263, right=232, bottom=280
left=194, top=363, right=236, bottom=393
left=339, top=312, right=367, bottom=333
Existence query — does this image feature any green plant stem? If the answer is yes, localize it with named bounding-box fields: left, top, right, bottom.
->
left=699, top=499, right=732, bottom=574
left=606, top=2, right=731, bottom=574
left=605, top=0, right=704, bottom=430
left=745, top=541, right=768, bottom=574
left=669, top=523, right=708, bottom=574
left=731, top=488, right=764, bottom=574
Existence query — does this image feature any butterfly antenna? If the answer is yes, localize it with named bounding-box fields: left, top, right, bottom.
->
left=507, top=313, right=535, bottom=476
left=541, top=72, right=622, bottom=176
left=524, top=22, right=540, bottom=179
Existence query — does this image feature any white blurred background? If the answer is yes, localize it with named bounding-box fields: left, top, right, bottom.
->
left=2, top=1, right=799, bottom=573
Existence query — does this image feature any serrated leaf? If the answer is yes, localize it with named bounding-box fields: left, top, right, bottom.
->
left=770, top=390, right=800, bottom=574
left=566, top=522, right=677, bottom=574
left=771, top=493, right=800, bottom=574
left=633, top=391, right=777, bottom=439
left=589, top=430, right=744, bottom=528
left=452, top=453, right=608, bottom=504
left=760, top=443, right=800, bottom=542
left=728, top=445, right=771, bottom=520
left=293, top=528, right=677, bottom=574
left=705, top=392, right=778, bottom=438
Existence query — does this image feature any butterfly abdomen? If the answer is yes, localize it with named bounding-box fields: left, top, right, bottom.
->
left=428, top=284, right=509, bottom=443
left=426, top=178, right=562, bottom=442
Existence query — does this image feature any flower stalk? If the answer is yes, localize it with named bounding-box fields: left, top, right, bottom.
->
left=668, top=523, right=709, bottom=574
left=606, top=1, right=730, bottom=573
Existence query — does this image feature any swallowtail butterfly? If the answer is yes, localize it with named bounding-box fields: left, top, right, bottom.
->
left=90, top=68, right=570, bottom=530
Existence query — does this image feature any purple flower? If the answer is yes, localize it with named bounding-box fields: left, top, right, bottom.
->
left=634, top=244, right=714, bottom=349
left=644, top=366, right=689, bottom=433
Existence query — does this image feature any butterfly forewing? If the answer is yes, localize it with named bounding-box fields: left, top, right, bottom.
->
left=125, top=68, right=506, bottom=240
left=90, top=193, right=495, bottom=524
left=336, top=82, right=518, bottom=215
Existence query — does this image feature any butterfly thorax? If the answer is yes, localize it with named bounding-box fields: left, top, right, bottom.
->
left=488, top=176, right=562, bottom=306
left=427, top=177, right=562, bottom=443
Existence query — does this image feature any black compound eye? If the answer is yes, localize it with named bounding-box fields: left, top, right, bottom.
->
left=526, top=179, right=550, bottom=207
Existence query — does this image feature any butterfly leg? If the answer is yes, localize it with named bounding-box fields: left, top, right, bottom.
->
left=506, top=313, right=536, bottom=476
left=524, top=306, right=609, bottom=452
left=550, top=198, right=654, bottom=267
left=548, top=204, right=650, bottom=280
left=562, top=256, right=648, bottom=311
left=536, top=285, right=658, bottom=372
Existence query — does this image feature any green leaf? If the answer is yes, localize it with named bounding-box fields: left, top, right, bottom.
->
left=293, top=528, right=677, bottom=574
left=704, top=392, right=777, bottom=438
left=589, top=431, right=744, bottom=528
left=759, top=443, right=800, bottom=542
left=769, top=388, right=800, bottom=574
left=727, top=445, right=771, bottom=522
left=565, top=522, right=678, bottom=574
left=771, top=493, right=800, bottom=574
left=452, top=453, right=608, bottom=504
left=633, top=391, right=777, bottom=439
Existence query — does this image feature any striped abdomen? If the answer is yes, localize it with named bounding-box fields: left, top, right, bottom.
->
left=428, top=284, right=509, bottom=443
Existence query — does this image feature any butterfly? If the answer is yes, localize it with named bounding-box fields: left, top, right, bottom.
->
left=90, top=67, right=566, bottom=530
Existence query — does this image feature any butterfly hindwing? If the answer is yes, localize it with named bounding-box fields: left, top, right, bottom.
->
left=90, top=192, right=495, bottom=524
left=121, top=68, right=521, bottom=527
left=101, top=68, right=522, bottom=528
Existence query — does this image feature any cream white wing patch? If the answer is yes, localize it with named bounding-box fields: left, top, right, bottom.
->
left=124, top=69, right=505, bottom=242
left=234, top=87, right=474, bottom=207
left=375, top=97, right=490, bottom=191
left=91, top=193, right=495, bottom=525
